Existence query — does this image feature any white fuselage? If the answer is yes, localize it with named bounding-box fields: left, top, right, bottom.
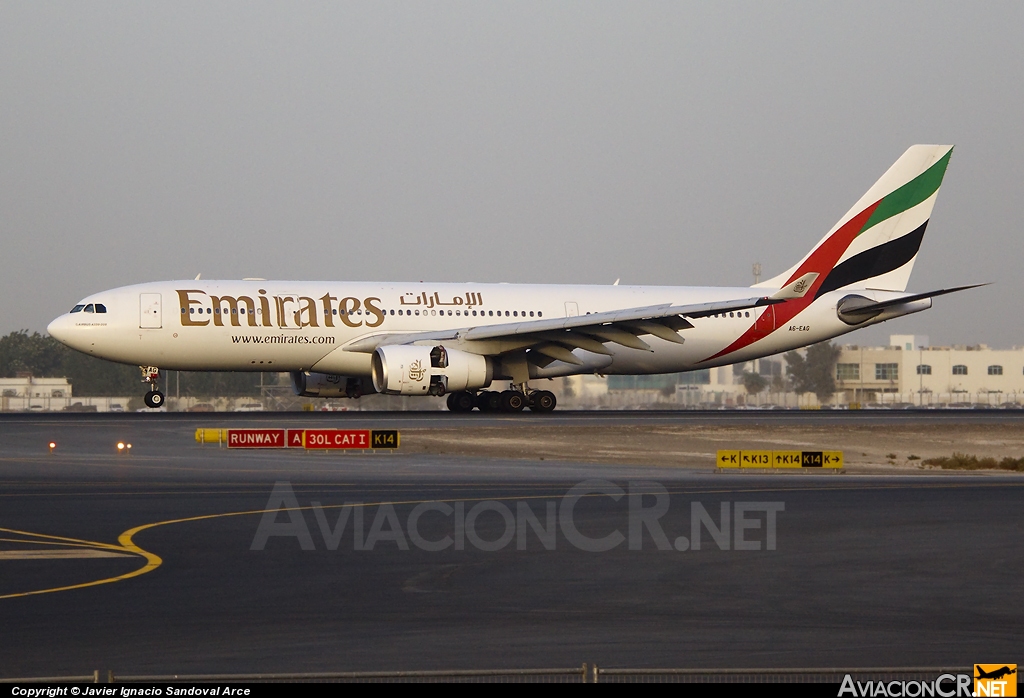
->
left=46, top=280, right=924, bottom=380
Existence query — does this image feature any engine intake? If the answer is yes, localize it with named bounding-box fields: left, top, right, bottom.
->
left=371, top=345, right=491, bottom=396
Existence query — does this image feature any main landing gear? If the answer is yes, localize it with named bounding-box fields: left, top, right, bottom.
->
left=446, top=385, right=557, bottom=414
left=140, top=366, right=165, bottom=409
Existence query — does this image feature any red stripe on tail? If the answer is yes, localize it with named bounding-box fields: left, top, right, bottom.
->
left=702, top=200, right=882, bottom=362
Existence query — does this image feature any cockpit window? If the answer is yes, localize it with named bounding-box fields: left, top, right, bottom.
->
left=84, top=304, right=95, bottom=313
left=94, top=303, right=107, bottom=313
left=70, top=305, right=85, bottom=313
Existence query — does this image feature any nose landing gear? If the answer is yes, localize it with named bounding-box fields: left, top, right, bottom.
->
left=140, top=366, right=165, bottom=409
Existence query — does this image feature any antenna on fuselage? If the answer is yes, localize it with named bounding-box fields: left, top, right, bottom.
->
left=195, top=273, right=202, bottom=280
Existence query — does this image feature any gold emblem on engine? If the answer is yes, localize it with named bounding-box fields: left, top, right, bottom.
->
left=408, top=359, right=427, bottom=382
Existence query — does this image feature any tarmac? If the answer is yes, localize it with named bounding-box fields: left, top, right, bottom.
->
left=0, top=412, right=1021, bottom=677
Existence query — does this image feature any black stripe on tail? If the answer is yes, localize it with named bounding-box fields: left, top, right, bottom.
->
left=814, top=221, right=928, bottom=298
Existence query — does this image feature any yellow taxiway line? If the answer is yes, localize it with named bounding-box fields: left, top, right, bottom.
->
left=2, top=480, right=1022, bottom=600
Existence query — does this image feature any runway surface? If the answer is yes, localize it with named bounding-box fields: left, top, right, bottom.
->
left=4, top=407, right=1024, bottom=429
left=1, top=414, right=1022, bottom=676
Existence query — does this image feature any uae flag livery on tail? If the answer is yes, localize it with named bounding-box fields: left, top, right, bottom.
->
left=706, top=145, right=954, bottom=362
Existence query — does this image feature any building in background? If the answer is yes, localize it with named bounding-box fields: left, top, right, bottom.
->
left=562, top=335, right=1024, bottom=409
left=835, top=339, right=1024, bottom=406
left=0, top=375, right=128, bottom=412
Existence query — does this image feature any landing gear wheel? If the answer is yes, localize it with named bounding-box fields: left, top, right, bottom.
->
left=500, top=390, right=526, bottom=412
left=144, top=391, right=165, bottom=409
left=529, top=390, right=557, bottom=413
left=447, top=391, right=476, bottom=412
left=476, top=391, right=501, bottom=412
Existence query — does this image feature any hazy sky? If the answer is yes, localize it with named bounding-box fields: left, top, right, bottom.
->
left=2, top=2, right=1021, bottom=347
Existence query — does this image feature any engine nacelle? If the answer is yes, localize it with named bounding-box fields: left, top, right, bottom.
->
left=371, top=345, right=491, bottom=396
left=291, top=371, right=368, bottom=398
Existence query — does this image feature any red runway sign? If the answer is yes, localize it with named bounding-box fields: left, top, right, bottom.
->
left=226, top=429, right=286, bottom=448
left=302, top=429, right=371, bottom=449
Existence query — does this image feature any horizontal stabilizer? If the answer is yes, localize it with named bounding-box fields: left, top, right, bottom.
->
left=837, top=283, right=987, bottom=324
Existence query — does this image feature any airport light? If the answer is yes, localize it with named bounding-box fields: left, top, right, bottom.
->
left=117, top=442, right=125, bottom=453
left=48, top=442, right=56, bottom=453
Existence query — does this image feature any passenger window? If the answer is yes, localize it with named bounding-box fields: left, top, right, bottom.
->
left=84, top=304, right=95, bottom=313
left=71, top=305, right=85, bottom=313
left=538, top=312, right=542, bottom=317
left=95, top=304, right=107, bottom=313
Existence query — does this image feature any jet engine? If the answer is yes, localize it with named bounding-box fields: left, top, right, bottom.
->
left=371, top=345, right=492, bottom=396
left=291, top=371, right=369, bottom=398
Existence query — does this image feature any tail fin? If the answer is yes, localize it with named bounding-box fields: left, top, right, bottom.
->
left=755, top=145, right=953, bottom=296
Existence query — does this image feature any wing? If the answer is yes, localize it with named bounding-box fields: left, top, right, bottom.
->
left=342, top=295, right=780, bottom=365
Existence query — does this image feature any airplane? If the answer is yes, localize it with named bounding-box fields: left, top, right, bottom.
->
left=47, top=144, right=980, bottom=413
left=975, top=666, right=1016, bottom=681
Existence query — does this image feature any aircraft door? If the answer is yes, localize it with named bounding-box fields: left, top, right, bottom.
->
left=564, top=302, right=579, bottom=317
left=140, top=293, right=162, bottom=329
left=751, top=305, right=775, bottom=341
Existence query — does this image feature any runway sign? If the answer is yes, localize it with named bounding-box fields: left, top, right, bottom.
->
left=718, top=450, right=843, bottom=469
left=303, top=429, right=370, bottom=449
left=740, top=450, right=772, bottom=468
left=200, top=428, right=400, bottom=450
left=717, top=450, right=740, bottom=468
left=372, top=430, right=400, bottom=448
left=773, top=451, right=803, bottom=468
left=226, top=429, right=285, bottom=448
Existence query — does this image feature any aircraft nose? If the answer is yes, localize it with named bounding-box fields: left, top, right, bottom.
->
left=47, top=315, right=71, bottom=344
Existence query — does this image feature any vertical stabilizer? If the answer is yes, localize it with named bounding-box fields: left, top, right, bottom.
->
left=755, top=145, right=953, bottom=295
